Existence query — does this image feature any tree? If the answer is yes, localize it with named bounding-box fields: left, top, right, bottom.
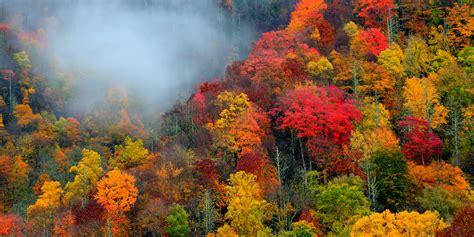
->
left=273, top=85, right=362, bottom=179
left=350, top=127, right=400, bottom=160
left=351, top=28, right=389, bottom=57
left=13, top=104, right=40, bottom=127
left=372, top=151, right=411, bottom=212
left=417, top=187, right=463, bottom=221
left=242, top=30, right=319, bottom=90
left=404, top=37, right=432, bottom=77
left=27, top=181, right=63, bottom=236
left=209, top=91, right=269, bottom=159
left=53, top=210, right=75, bottom=236
left=457, top=47, right=474, bottom=73
left=273, top=85, right=362, bottom=145
left=306, top=57, right=334, bottom=82
left=111, top=136, right=149, bottom=169
left=398, top=117, right=443, bottom=165
left=351, top=210, right=449, bottom=236
left=408, top=161, right=470, bottom=194
left=1, top=69, right=16, bottom=113
left=429, top=50, right=457, bottom=73
left=359, top=100, right=391, bottom=130
left=211, top=91, right=250, bottom=129
left=403, top=75, right=448, bottom=128
left=358, top=62, right=395, bottom=102
left=194, top=159, right=221, bottom=191
left=282, top=220, right=319, bottom=237
left=287, top=0, right=326, bottom=32
left=95, top=170, right=138, bottom=214
left=0, top=154, right=30, bottom=208
left=166, top=204, right=190, bottom=237
left=0, top=213, right=23, bottom=236
left=377, top=43, right=404, bottom=78
left=315, top=176, right=369, bottom=235
left=224, top=171, right=271, bottom=236
left=226, top=107, right=269, bottom=158
left=437, top=204, right=474, bottom=236
left=329, top=50, right=352, bottom=88
left=213, top=224, right=238, bottom=237
left=445, top=4, right=474, bottom=51
left=198, top=190, right=221, bottom=234
left=95, top=169, right=138, bottom=236
left=287, top=0, right=334, bottom=45
left=155, top=161, right=184, bottom=202
left=236, top=152, right=278, bottom=195
left=13, top=50, right=31, bottom=83
left=355, top=0, right=395, bottom=30
left=64, top=149, right=103, bottom=207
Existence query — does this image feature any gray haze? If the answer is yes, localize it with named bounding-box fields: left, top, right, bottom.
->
left=5, top=0, right=256, bottom=114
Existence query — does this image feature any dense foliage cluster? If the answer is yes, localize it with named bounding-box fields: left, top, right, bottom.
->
left=0, top=0, right=473, bottom=236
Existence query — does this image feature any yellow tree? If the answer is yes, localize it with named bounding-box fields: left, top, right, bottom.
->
left=307, top=57, right=334, bottom=83
left=211, top=91, right=250, bottom=129
left=111, top=136, right=149, bottom=169
left=224, top=171, right=271, bottom=236
left=404, top=37, right=432, bottom=77
left=358, top=62, right=395, bottom=102
left=13, top=104, right=40, bottom=127
left=208, top=91, right=268, bottom=158
left=94, top=169, right=138, bottom=236
left=351, top=98, right=398, bottom=160
left=64, top=149, right=102, bottom=207
left=377, top=43, right=404, bottom=78
left=350, top=127, right=400, bottom=160
left=403, top=76, right=448, bottom=128
left=360, top=100, right=391, bottom=130
left=351, top=210, right=449, bottom=236
left=27, top=181, right=63, bottom=236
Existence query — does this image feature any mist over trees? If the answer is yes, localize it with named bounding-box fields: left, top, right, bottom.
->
left=0, top=0, right=472, bottom=236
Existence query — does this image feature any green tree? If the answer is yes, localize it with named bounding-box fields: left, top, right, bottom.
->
left=417, top=187, right=463, bottom=221
left=372, top=151, right=411, bottom=212
left=315, top=176, right=369, bottom=235
left=166, top=204, right=190, bottom=237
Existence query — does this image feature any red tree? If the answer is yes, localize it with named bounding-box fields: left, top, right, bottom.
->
left=194, top=159, right=220, bottom=190
left=272, top=85, right=362, bottom=145
left=399, top=116, right=443, bottom=165
left=236, top=152, right=278, bottom=195
left=437, top=205, right=474, bottom=236
left=355, top=0, right=395, bottom=30
left=242, top=31, right=319, bottom=84
left=1, top=69, right=15, bottom=81
left=0, top=213, right=24, bottom=236
left=353, top=28, right=389, bottom=57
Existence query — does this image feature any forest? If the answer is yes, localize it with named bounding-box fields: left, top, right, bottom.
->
left=0, top=0, right=473, bottom=236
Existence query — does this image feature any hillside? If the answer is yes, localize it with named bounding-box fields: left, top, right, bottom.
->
left=0, top=0, right=473, bottom=236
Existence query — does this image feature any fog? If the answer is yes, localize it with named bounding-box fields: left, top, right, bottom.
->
left=4, top=0, right=256, bottom=115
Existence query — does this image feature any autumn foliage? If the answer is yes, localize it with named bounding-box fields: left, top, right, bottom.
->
left=273, top=85, right=362, bottom=144
left=399, top=117, right=443, bottom=165
left=0, top=1, right=472, bottom=236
